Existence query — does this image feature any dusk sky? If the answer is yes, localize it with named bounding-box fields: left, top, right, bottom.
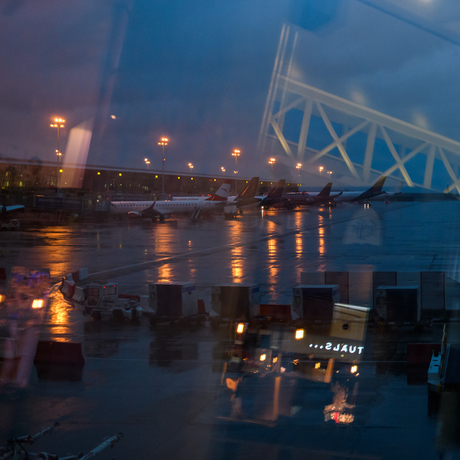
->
left=2, top=0, right=460, bottom=185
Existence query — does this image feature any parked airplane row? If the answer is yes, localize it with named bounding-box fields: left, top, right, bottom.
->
left=110, top=176, right=388, bottom=220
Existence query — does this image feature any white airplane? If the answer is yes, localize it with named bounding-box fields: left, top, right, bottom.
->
left=110, top=180, right=231, bottom=220
left=171, top=182, right=230, bottom=201
left=333, top=176, right=387, bottom=203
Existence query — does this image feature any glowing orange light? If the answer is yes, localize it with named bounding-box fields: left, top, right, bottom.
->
left=295, top=329, right=304, bottom=340
left=32, top=299, right=44, bottom=309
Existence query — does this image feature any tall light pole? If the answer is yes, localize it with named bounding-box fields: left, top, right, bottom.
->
left=188, top=162, right=194, bottom=170
left=232, top=149, right=240, bottom=164
left=221, top=166, right=226, bottom=173
left=296, top=163, right=302, bottom=183
left=158, top=137, right=168, bottom=196
left=268, top=158, right=276, bottom=180
left=144, top=158, right=151, bottom=169
left=50, top=117, right=65, bottom=191
left=327, top=171, right=333, bottom=180
left=234, top=170, right=238, bottom=194
left=319, top=166, right=324, bottom=176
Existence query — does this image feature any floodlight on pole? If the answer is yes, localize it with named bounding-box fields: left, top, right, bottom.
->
left=296, top=163, right=302, bottom=183
left=50, top=117, right=65, bottom=191
left=158, top=137, right=169, bottom=195
left=231, top=149, right=241, bottom=164
left=268, top=158, right=276, bottom=179
left=319, top=166, right=324, bottom=176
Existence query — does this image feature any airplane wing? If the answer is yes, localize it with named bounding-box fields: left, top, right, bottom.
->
left=1, top=205, right=24, bottom=213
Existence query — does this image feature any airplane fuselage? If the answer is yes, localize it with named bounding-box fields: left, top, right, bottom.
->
left=110, top=199, right=225, bottom=216
left=333, top=190, right=386, bottom=202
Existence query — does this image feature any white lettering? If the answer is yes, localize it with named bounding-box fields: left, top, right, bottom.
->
left=309, top=342, right=364, bottom=355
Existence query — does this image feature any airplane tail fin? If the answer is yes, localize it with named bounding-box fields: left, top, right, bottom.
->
left=267, top=179, right=286, bottom=198
left=236, top=177, right=259, bottom=199
left=209, top=180, right=231, bottom=201
left=393, top=181, right=404, bottom=194
left=368, top=176, right=387, bottom=193
left=317, top=182, right=332, bottom=197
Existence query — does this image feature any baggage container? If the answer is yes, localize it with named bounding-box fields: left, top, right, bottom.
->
left=292, top=285, right=339, bottom=325
left=372, top=271, right=396, bottom=309
left=374, top=285, right=420, bottom=323
left=149, top=282, right=198, bottom=319
left=325, top=271, right=349, bottom=304
left=211, top=284, right=260, bottom=320
left=348, top=271, right=373, bottom=308
left=397, top=271, right=420, bottom=286
left=421, top=271, right=445, bottom=312
left=300, top=272, right=325, bottom=285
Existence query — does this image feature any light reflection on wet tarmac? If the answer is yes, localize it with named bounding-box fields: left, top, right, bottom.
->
left=2, top=202, right=460, bottom=459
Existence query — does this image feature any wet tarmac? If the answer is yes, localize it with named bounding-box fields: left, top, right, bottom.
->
left=2, top=202, right=460, bottom=459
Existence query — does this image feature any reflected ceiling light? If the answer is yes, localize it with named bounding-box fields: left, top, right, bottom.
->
left=350, top=90, right=367, bottom=106
left=32, top=299, right=44, bottom=309
left=295, top=329, right=304, bottom=340
left=413, top=112, right=429, bottom=129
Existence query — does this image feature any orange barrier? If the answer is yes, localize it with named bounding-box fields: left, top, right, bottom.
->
left=198, top=299, right=206, bottom=315
left=61, top=280, right=70, bottom=295
left=65, top=282, right=75, bottom=299
left=34, top=341, right=85, bottom=381
left=72, top=270, right=80, bottom=283
left=118, top=294, right=140, bottom=302
left=407, top=343, right=441, bottom=365
left=34, top=341, right=85, bottom=366
left=260, top=304, right=292, bottom=321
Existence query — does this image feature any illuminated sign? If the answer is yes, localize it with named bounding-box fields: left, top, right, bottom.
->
left=309, top=342, right=364, bottom=355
